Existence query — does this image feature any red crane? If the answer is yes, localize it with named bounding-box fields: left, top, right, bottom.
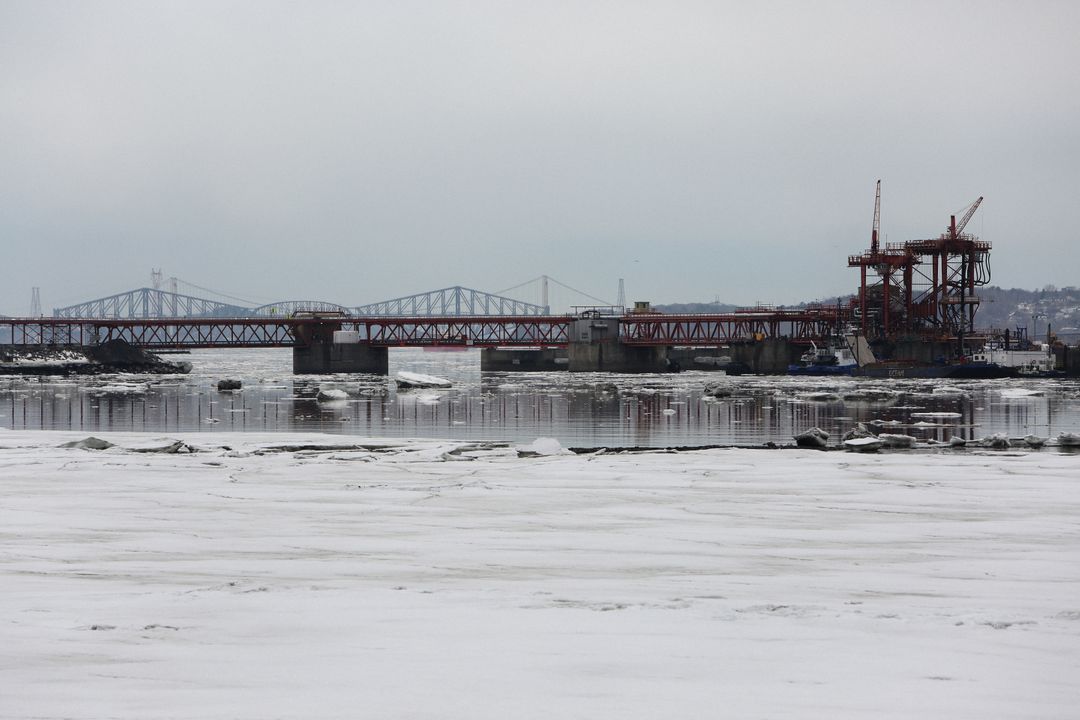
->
left=871, top=179, right=881, bottom=255
left=950, top=196, right=984, bottom=238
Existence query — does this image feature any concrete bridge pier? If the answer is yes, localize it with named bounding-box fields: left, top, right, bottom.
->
left=291, top=322, right=388, bottom=374
left=566, top=317, right=673, bottom=373
left=293, top=343, right=388, bottom=374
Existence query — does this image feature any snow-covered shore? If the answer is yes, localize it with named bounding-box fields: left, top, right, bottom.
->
left=2, top=429, right=1078, bottom=718
left=0, top=341, right=191, bottom=375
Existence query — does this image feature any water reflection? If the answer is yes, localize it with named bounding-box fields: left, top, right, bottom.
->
left=1, top=348, right=1079, bottom=448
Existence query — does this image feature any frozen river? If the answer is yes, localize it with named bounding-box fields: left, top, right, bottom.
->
left=3, top=348, right=1080, bottom=447
left=1, top=430, right=1078, bottom=718
left=4, top=348, right=1080, bottom=717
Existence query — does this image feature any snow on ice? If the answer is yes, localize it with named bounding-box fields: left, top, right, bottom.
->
left=1, top=429, right=1079, bottom=718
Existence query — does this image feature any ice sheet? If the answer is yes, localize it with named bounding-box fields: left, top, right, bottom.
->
left=2, top=429, right=1079, bottom=718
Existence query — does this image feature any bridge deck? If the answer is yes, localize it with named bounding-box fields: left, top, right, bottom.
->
left=2, top=310, right=849, bottom=349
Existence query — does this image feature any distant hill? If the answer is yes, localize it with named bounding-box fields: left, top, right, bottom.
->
left=652, top=301, right=742, bottom=314
left=658, top=286, right=1080, bottom=342
left=655, top=296, right=851, bottom=315
left=976, top=286, right=1080, bottom=340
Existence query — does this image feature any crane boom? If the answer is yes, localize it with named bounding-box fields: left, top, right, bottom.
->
left=954, top=197, right=980, bottom=236
left=871, top=180, right=881, bottom=254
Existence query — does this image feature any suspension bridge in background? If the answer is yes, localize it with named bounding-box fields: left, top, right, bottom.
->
left=45, top=274, right=615, bottom=320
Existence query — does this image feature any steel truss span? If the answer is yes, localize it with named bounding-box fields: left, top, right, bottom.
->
left=2, top=319, right=298, bottom=348
left=1, top=317, right=570, bottom=349
left=2, top=311, right=845, bottom=350
left=250, top=301, right=351, bottom=317
left=52, top=284, right=548, bottom=320
left=52, top=288, right=251, bottom=319
left=353, top=286, right=547, bottom=316
left=357, top=318, right=569, bottom=346
left=619, top=309, right=850, bottom=345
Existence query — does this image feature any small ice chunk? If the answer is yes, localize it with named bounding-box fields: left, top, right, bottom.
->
left=59, top=437, right=114, bottom=451
left=126, top=438, right=187, bottom=454
left=1001, top=388, right=1044, bottom=398
left=395, top=372, right=452, bottom=389
left=800, top=392, right=841, bottom=403
left=981, top=433, right=1011, bottom=450
left=1057, top=432, right=1080, bottom=447
left=516, top=437, right=571, bottom=457
left=794, top=427, right=829, bottom=449
left=877, top=433, right=916, bottom=449
left=842, top=423, right=875, bottom=441
left=843, top=437, right=882, bottom=453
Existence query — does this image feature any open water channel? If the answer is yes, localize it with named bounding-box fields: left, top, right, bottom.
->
left=3, top=348, right=1080, bottom=448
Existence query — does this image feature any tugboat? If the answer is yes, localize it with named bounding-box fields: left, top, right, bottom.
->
left=853, top=356, right=1017, bottom=379
left=788, top=340, right=858, bottom=376
left=970, top=327, right=1063, bottom=378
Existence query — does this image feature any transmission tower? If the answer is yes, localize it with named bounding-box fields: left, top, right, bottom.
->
left=30, top=287, right=41, bottom=317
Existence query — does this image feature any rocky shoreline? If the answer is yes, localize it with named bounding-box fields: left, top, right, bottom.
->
left=0, top=340, right=192, bottom=375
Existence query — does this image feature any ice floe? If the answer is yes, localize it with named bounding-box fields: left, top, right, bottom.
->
left=1, top=428, right=1078, bottom=718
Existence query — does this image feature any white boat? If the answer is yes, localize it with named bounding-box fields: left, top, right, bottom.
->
left=971, top=342, right=1057, bottom=376
left=1057, top=432, right=1080, bottom=447
left=395, top=371, right=452, bottom=389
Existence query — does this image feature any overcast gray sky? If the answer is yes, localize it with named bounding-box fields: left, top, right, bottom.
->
left=2, top=0, right=1078, bottom=314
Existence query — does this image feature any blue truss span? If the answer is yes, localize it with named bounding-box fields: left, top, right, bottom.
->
left=353, top=286, right=547, bottom=316
left=52, top=284, right=548, bottom=319
left=53, top=288, right=251, bottom=319
left=250, top=300, right=351, bottom=317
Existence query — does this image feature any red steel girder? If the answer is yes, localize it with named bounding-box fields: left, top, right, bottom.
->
left=619, top=309, right=850, bottom=345
left=1, top=316, right=572, bottom=349
left=347, top=316, right=570, bottom=346
left=4, top=311, right=845, bottom=350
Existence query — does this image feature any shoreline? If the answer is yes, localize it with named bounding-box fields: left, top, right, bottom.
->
left=0, top=340, right=192, bottom=375
left=2, top=427, right=1077, bottom=456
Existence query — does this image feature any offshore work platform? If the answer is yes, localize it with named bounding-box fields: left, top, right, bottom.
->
left=847, top=181, right=990, bottom=359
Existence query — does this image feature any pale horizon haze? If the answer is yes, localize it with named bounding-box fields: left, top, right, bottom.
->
left=2, top=1, right=1078, bottom=314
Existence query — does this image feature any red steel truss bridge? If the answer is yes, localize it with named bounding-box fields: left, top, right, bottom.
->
left=619, top=308, right=850, bottom=345
left=1, top=307, right=850, bottom=350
